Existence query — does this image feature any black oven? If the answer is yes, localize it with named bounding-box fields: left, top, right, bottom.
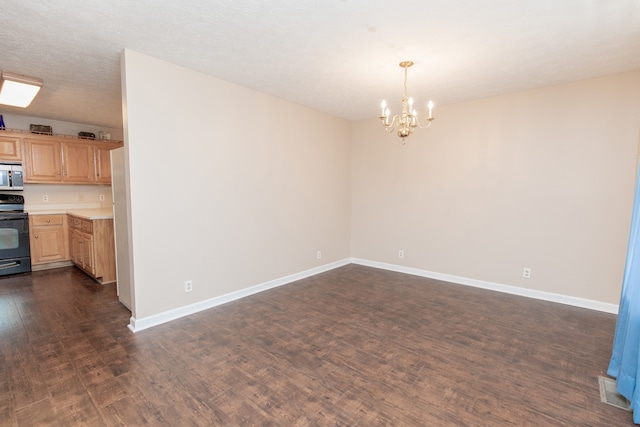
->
left=0, top=194, right=31, bottom=275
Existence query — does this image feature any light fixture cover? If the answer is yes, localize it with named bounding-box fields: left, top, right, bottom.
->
left=0, top=71, right=43, bottom=108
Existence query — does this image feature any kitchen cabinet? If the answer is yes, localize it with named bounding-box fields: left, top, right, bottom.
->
left=69, top=227, right=95, bottom=275
left=63, top=141, right=95, bottom=183
left=29, top=214, right=69, bottom=268
left=0, top=134, right=22, bottom=162
left=18, top=132, right=122, bottom=184
left=23, top=138, right=96, bottom=183
left=22, top=138, right=61, bottom=182
left=68, top=214, right=116, bottom=284
left=94, top=145, right=113, bottom=184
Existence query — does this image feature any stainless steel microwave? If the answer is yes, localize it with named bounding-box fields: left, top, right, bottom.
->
left=0, top=163, right=24, bottom=190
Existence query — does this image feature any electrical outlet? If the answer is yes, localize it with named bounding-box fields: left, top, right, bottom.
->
left=42, top=195, right=49, bottom=202
left=316, top=250, right=322, bottom=260
left=185, top=280, right=193, bottom=293
left=398, top=250, right=404, bottom=259
left=523, top=268, right=531, bottom=279
left=99, top=194, right=105, bottom=201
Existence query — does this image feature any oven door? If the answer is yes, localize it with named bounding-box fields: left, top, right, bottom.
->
left=0, top=215, right=31, bottom=265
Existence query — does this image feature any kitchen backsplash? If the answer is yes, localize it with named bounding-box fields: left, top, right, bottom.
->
left=23, top=184, right=113, bottom=211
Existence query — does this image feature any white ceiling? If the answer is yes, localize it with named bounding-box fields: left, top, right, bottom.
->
left=1, top=0, right=639, bottom=130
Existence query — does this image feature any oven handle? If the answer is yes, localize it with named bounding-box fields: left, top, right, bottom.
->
left=0, top=261, right=19, bottom=269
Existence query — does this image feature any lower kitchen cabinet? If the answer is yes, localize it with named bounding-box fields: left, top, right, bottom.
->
left=30, top=214, right=69, bottom=267
left=69, top=227, right=95, bottom=276
left=68, top=215, right=116, bottom=284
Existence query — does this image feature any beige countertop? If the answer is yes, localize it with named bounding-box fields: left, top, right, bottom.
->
left=28, top=208, right=114, bottom=220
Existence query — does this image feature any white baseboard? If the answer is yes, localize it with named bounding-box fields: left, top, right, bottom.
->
left=127, top=256, right=619, bottom=333
left=128, top=258, right=351, bottom=332
left=351, top=258, right=619, bottom=314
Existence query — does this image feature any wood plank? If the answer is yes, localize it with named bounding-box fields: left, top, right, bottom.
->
left=0, top=264, right=634, bottom=426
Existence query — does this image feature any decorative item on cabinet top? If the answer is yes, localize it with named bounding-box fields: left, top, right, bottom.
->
left=78, top=132, right=96, bottom=140
left=30, top=124, right=52, bottom=135
left=0, top=127, right=122, bottom=143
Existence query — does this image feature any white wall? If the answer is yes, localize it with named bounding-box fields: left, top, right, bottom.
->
left=351, top=71, right=640, bottom=305
left=24, top=184, right=113, bottom=211
left=121, top=49, right=352, bottom=320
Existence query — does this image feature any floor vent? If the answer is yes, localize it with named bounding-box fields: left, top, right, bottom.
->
left=599, top=376, right=631, bottom=411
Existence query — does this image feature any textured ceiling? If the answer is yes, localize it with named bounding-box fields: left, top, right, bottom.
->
left=0, top=0, right=639, bottom=130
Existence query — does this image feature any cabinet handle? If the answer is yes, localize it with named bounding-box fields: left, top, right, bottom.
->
left=34, top=235, right=38, bottom=239
left=46, top=219, right=51, bottom=223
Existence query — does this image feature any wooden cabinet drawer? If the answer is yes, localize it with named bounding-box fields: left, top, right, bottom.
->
left=81, top=220, right=92, bottom=233
left=70, top=217, right=80, bottom=229
left=69, top=216, right=92, bottom=232
left=32, top=214, right=65, bottom=226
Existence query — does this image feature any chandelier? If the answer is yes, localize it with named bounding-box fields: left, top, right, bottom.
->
left=379, top=61, right=434, bottom=141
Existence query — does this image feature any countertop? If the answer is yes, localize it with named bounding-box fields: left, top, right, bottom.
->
left=28, top=208, right=114, bottom=220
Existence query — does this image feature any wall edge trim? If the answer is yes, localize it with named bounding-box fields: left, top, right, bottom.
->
left=128, top=258, right=351, bottom=332
left=350, top=258, right=619, bottom=314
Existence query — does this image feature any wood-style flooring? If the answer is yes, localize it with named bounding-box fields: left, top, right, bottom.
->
left=0, top=264, right=633, bottom=426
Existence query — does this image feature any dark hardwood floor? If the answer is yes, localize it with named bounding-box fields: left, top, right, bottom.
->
left=0, top=264, right=633, bottom=426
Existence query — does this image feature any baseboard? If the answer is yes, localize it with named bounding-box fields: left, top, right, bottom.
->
left=31, top=260, right=74, bottom=271
left=128, top=258, right=351, bottom=332
left=128, top=256, right=618, bottom=333
left=351, top=258, right=619, bottom=314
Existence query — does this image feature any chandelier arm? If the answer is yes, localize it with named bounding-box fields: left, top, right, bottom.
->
left=413, top=117, right=435, bottom=130
left=380, top=114, right=402, bottom=131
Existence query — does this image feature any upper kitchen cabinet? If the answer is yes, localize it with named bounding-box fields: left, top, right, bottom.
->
left=0, top=134, right=22, bottom=162
left=94, top=145, right=113, bottom=184
left=63, top=141, right=95, bottom=183
left=23, top=138, right=61, bottom=182
left=19, top=132, right=122, bottom=185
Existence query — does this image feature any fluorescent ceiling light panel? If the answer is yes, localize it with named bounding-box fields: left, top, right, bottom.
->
left=0, top=71, right=43, bottom=108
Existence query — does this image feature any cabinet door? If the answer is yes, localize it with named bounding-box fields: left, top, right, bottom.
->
left=69, top=228, right=80, bottom=264
left=94, top=146, right=112, bottom=183
left=0, top=135, right=22, bottom=161
left=23, top=139, right=62, bottom=182
left=83, top=233, right=96, bottom=275
left=62, top=142, right=95, bottom=183
left=76, top=231, right=95, bottom=275
left=31, top=226, right=67, bottom=264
